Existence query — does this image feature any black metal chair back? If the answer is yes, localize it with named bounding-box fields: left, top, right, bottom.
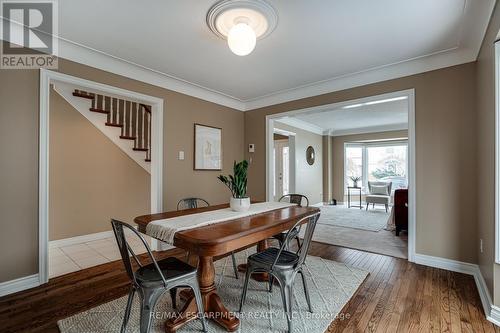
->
left=279, top=194, right=309, bottom=207
left=177, top=197, right=210, bottom=210
left=111, top=219, right=168, bottom=287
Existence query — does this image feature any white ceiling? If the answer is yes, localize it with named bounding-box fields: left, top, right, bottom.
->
left=45, top=0, right=496, bottom=110
left=276, top=97, right=408, bottom=136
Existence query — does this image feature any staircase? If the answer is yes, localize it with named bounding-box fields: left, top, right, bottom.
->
left=52, top=82, right=152, bottom=173
left=73, top=89, right=152, bottom=162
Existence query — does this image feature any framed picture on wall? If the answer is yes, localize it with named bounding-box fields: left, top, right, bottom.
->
left=194, top=123, right=222, bottom=170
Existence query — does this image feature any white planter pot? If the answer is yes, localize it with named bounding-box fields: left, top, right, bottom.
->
left=230, top=197, right=250, bottom=212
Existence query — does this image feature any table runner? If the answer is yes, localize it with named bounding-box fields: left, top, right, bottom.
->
left=146, top=202, right=295, bottom=244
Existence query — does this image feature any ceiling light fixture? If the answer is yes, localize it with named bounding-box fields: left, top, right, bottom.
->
left=207, top=0, right=278, bottom=56
left=342, top=96, right=408, bottom=109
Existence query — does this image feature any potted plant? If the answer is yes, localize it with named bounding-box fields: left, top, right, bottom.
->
left=350, top=176, right=361, bottom=188
left=218, top=160, right=250, bottom=212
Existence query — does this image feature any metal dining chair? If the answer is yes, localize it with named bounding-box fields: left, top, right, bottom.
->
left=176, top=197, right=210, bottom=210
left=272, top=194, right=310, bottom=249
left=239, top=212, right=320, bottom=333
left=111, top=219, right=207, bottom=333
left=178, top=197, right=239, bottom=279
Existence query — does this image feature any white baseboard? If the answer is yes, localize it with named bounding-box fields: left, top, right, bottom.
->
left=414, top=253, right=478, bottom=275
left=415, top=253, right=499, bottom=326
left=0, top=274, right=40, bottom=298
left=49, top=230, right=115, bottom=248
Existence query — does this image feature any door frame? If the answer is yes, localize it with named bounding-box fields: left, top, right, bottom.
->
left=265, top=89, right=416, bottom=262
left=38, top=69, right=164, bottom=284
left=274, top=138, right=289, bottom=200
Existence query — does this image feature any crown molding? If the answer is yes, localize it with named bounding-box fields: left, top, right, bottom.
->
left=274, top=118, right=324, bottom=135
left=244, top=47, right=476, bottom=110
left=56, top=37, right=247, bottom=111
left=329, top=123, right=409, bottom=137
left=1, top=0, right=493, bottom=112
left=55, top=40, right=479, bottom=112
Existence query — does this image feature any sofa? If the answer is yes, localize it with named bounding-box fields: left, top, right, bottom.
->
left=394, top=188, right=408, bottom=236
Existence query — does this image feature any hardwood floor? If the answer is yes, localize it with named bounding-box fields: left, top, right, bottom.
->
left=0, top=242, right=497, bottom=333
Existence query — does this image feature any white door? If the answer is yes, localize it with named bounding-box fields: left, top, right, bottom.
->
left=274, top=139, right=290, bottom=201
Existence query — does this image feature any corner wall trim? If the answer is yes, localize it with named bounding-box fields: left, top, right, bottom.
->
left=0, top=274, right=40, bottom=298
left=414, top=253, right=499, bottom=327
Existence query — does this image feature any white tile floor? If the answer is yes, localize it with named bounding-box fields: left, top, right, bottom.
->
left=49, top=233, right=151, bottom=278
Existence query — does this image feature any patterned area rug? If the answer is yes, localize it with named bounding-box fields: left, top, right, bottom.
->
left=58, top=249, right=368, bottom=333
left=318, top=206, right=390, bottom=231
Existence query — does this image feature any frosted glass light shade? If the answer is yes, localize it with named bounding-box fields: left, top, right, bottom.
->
left=227, top=23, right=256, bottom=56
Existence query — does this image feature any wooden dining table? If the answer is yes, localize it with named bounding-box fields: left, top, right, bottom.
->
left=134, top=203, right=320, bottom=332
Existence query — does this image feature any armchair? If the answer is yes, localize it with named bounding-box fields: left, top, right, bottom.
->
left=365, top=181, right=392, bottom=212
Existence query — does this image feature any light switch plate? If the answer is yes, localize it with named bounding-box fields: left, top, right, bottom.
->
left=178, top=151, right=185, bottom=160
left=248, top=143, right=255, bottom=153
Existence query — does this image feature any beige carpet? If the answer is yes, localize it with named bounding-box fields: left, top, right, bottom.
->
left=311, top=224, right=408, bottom=259
left=318, top=206, right=390, bottom=231
left=298, top=205, right=407, bottom=259
left=57, top=249, right=368, bottom=333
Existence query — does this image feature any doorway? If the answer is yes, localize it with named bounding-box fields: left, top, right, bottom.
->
left=274, top=138, right=290, bottom=200
left=38, top=69, right=164, bottom=284
left=265, top=89, right=416, bottom=261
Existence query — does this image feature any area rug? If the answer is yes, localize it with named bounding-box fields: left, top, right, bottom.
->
left=318, top=205, right=390, bottom=232
left=57, top=249, right=368, bottom=333
left=309, top=224, right=408, bottom=259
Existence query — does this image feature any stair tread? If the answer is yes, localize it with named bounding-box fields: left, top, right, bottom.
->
left=105, top=122, right=123, bottom=127
left=89, top=108, right=109, bottom=114
left=120, top=135, right=136, bottom=139
left=72, top=92, right=94, bottom=99
left=133, top=147, right=148, bottom=151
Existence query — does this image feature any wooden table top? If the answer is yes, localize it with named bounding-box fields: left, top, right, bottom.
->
left=134, top=203, right=320, bottom=256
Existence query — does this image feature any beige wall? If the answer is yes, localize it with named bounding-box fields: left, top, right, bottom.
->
left=476, top=2, right=500, bottom=304
left=331, top=130, right=408, bottom=202
left=0, top=69, right=39, bottom=282
left=245, top=62, right=477, bottom=264
left=274, top=122, right=323, bottom=204
left=49, top=89, right=150, bottom=240
left=0, top=57, right=244, bottom=283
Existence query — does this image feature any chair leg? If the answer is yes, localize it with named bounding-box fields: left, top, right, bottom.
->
left=385, top=204, right=388, bottom=212
left=231, top=252, right=239, bottom=279
left=239, top=267, right=253, bottom=312
left=138, top=287, right=164, bottom=333
left=190, top=280, right=208, bottom=333
left=169, top=288, right=177, bottom=309
left=373, top=203, right=375, bottom=208
left=278, top=279, right=293, bottom=333
left=366, top=203, right=369, bottom=210
left=121, top=287, right=136, bottom=333
left=269, top=275, right=274, bottom=292
left=299, top=270, right=312, bottom=313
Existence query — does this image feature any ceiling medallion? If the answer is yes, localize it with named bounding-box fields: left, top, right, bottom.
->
left=206, top=0, right=278, bottom=56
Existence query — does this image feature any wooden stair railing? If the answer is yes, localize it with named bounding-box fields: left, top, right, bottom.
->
left=73, top=89, right=152, bottom=162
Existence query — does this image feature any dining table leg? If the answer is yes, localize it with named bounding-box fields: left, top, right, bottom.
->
left=165, top=256, right=240, bottom=332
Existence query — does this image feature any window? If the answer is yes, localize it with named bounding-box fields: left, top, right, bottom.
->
left=345, top=145, right=363, bottom=186
left=345, top=141, right=408, bottom=194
